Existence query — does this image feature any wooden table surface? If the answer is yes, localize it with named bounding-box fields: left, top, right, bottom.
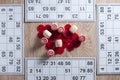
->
left=0, top=0, right=120, bottom=80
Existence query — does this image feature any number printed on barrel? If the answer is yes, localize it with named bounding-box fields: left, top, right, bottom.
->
left=25, top=58, right=96, bottom=80
left=97, top=5, right=120, bottom=74
left=25, top=0, right=95, bottom=22
left=0, top=5, right=24, bottom=75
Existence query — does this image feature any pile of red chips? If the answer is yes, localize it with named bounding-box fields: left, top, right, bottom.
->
left=37, top=23, right=85, bottom=56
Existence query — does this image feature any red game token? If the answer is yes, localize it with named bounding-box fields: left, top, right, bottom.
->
left=79, top=35, right=86, bottom=42
left=45, top=40, right=54, bottom=50
left=72, top=33, right=79, bottom=40
left=64, top=24, right=71, bottom=30
left=45, top=24, right=51, bottom=30
left=51, top=23, right=58, bottom=30
left=72, top=40, right=81, bottom=48
left=47, top=49, right=55, bottom=56
left=65, top=40, right=74, bottom=51
left=66, top=44, right=74, bottom=51
left=40, top=37, right=48, bottom=44
left=37, top=24, right=45, bottom=31
left=63, top=24, right=72, bottom=38
left=37, top=32, right=44, bottom=39
left=54, top=47, right=64, bottom=54
left=58, top=27, right=64, bottom=33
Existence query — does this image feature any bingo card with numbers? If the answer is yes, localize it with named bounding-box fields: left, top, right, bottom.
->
left=97, top=5, right=120, bottom=74
left=25, top=0, right=95, bottom=22
left=25, top=58, right=96, bottom=80
left=0, top=5, right=24, bottom=75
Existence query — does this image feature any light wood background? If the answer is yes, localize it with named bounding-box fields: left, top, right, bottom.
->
left=0, top=0, right=120, bottom=80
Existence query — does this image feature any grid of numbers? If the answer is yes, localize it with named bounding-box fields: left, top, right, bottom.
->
left=25, top=0, right=95, bottom=22
left=25, top=58, right=96, bottom=80
left=0, top=5, right=24, bottom=75
left=97, top=5, right=120, bottom=74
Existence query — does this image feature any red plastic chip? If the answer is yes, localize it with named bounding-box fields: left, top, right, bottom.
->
left=37, top=24, right=45, bottom=32
left=79, top=35, right=86, bottom=42
left=45, top=40, right=54, bottom=50
left=47, top=49, right=55, bottom=56
left=54, top=47, right=64, bottom=54
left=41, top=37, right=48, bottom=44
